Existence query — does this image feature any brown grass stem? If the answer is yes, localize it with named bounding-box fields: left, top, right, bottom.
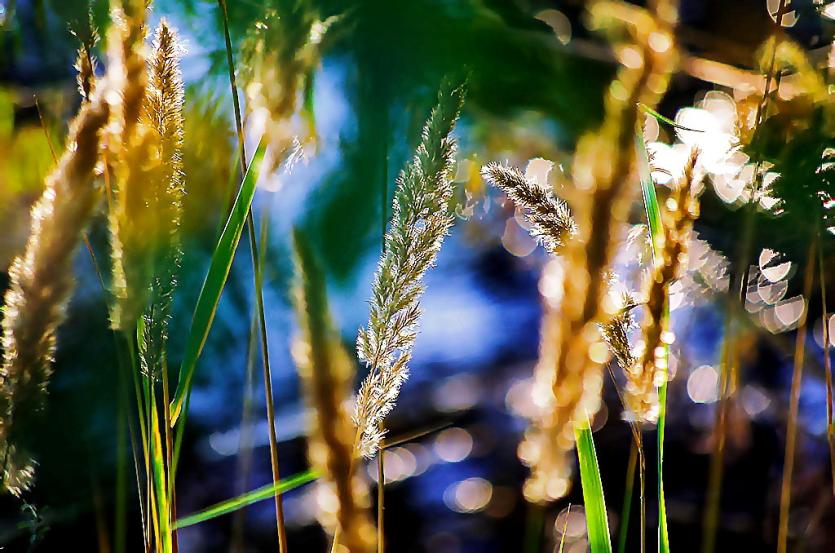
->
left=777, top=235, right=817, bottom=553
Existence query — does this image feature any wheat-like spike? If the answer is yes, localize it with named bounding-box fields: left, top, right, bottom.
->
left=599, top=292, right=639, bottom=371
left=138, top=20, right=186, bottom=379
left=0, top=97, right=110, bottom=496
left=481, top=162, right=576, bottom=254
left=521, top=1, right=678, bottom=503
left=353, top=81, right=466, bottom=459
left=624, top=148, right=700, bottom=423
left=74, top=38, right=98, bottom=103
left=292, top=231, right=375, bottom=553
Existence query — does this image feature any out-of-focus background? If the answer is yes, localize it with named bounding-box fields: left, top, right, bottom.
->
left=0, top=0, right=834, bottom=551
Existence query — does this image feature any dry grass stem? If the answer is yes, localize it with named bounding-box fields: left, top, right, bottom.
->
left=625, top=149, right=701, bottom=423
left=520, top=0, right=678, bottom=503
left=292, top=231, right=375, bottom=553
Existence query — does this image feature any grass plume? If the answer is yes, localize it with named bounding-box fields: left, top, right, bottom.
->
left=139, top=20, right=186, bottom=380
left=481, top=162, right=576, bottom=254
left=520, top=0, right=678, bottom=503
left=292, top=230, right=375, bottom=553
left=0, top=96, right=109, bottom=496
left=106, top=0, right=152, bottom=332
left=353, top=81, right=465, bottom=459
left=599, top=292, right=638, bottom=373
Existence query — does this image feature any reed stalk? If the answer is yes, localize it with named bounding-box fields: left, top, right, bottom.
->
left=519, top=0, right=678, bottom=504
left=777, top=236, right=817, bottom=553
left=292, top=230, right=375, bottom=553
left=625, top=149, right=700, bottom=423
left=216, top=1, right=288, bottom=548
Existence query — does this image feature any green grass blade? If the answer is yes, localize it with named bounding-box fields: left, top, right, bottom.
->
left=169, top=139, right=266, bottom=424
left=635, top=131, right=670, bottom=553
left=575, top=418, right=612, bottom=553
left=174, top=470, right=318, bottom=529
left=638, top=103, right=703, bottom=133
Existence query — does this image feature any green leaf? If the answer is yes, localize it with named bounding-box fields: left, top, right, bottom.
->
left=575, top=419, right=612, bottom=553
left=638, top=103, right=703, bottom=133
left=174, top=470, right=318, bottom=529
left=636, top=131, right=670, bottom=553
left=169, top=139, right=266, bottom=424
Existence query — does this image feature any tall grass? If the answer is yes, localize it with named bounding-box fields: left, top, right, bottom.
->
left=0, top=95, right=109, bottom=496
left=0, top=1, right=832, bottom=552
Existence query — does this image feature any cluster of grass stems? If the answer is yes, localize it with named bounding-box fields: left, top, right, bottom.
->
left=0, top=0, right=833, bottom=552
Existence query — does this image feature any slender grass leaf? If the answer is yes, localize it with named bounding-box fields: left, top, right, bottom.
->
left=617, top=443, right=638, bottom=553
left=575, top=418, right=612, bottom=553
left=169, top=139, right=266, bottom=424
left=558, top=504, right=571, bottom=553
left=636, top=131, right=670, bottom=553
left=638, top=103, right=703, bottom=133
left=137, top=321, right=173, bottom=553
left=174, top=470, right=318, bottom=529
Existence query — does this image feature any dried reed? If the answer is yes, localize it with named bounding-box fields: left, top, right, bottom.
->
left=624, top=149, right=700, bottom=423
left=292, top=230, right=375, bottom=553
left=354, top=81, right=465, bottom=459
left=520, top=1, right=678, bottom=503
left=481, top=162, right=576, bottom=254
left=0, top=97, right=109, bottom=495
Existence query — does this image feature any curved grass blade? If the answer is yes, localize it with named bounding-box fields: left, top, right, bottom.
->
left=635, top=131, right=670, bottom=553
left=575, top=418, right=612, bottom=553
left=174, top=470, right=318, bottom=529
left=169, top=139, right=266, bottom=424
left=638, top=103, right=703, bottom=133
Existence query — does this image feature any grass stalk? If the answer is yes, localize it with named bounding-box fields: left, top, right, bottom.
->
left=216, top=1, right=288, bottom=549
left=819, top=228, right=835, bottom=494
left=634, top=130, right=667, bottom=553
left=377, top=116, right=388, bottom=553
left=377, top=450, right=385, bottom=553
left=702, top=6, right=785, bottom=547
left=777, top=236, right=817, bottom=553
left=617, top=442, right=637, bottom=553
left=701, top=308, right=734, bottom=553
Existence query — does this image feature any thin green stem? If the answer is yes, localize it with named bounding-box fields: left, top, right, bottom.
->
left=216, top=1, right=288, bottom=550
left=617, top=442, right=637, bottom=553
